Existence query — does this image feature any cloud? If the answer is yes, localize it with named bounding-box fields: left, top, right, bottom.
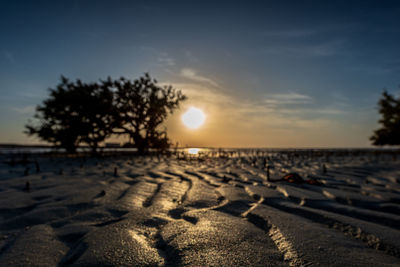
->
left=163, top=82, right=231, bottom=108
left=12, top=105, right=36, bottom=115
left=137, top=47, right=176, bottom=68
left=171, top=79, right=348, bottom=125
left=168, top=81, right=337, bottom=130
left=180, top=68, right=219, bottom=88
left=260, top=92, right=348, bottom=118
left=278, top=107, right=345, bottom=116
left=18, top=91, right=46, bottom=99
left=163, top=80, right=357, bottom=147
left=158, top=53, right=175, bottom=66
left=263, top=92, right=313, bottom=105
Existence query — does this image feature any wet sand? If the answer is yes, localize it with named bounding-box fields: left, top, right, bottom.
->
left=0, top=151, right=399, bottom=266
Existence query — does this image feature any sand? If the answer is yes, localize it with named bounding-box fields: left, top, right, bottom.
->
left=0, top=150, right=399, bottom=266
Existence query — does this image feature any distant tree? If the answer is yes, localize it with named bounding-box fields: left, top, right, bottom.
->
left=25, top=77, right=116, bottom=153
left=370, top=90, right=400, bottom=146
left=25, top=74, right=185, bottom=154
left=111, top=73, right=186, bottom=154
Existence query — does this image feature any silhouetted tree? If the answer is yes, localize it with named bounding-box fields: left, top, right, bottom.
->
left=370, top=90, right=400, bottom=146
left=25, top=77, right=116, bottom=153
left=111, top=73, right=186, bottom=154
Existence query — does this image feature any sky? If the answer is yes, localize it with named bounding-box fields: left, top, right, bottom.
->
left=1, top=0, right=400, bottom=148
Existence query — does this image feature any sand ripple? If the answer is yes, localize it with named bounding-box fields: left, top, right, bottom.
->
left=0, top=150, right=399, bottom=266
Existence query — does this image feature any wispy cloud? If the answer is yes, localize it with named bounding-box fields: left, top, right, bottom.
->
left=169, top=81, right=341, bottom=129
left=260, top=92, right=347, bottom=117
left=180, top=68, right=219, bottom=87
left=165, top=82, right=231, bottom=106
left=278, top=107, right=345, bottom=116
left=137, top=47, right=176, bottom=68
left=12, top=105, right=35, bottom=115
left=18, top=91, right=46, bottom=99
left=263, top=92, right=313, bottom=105
left=165, top=81, right=356, bottom=147
left=158, top=53, right=175, bottom=66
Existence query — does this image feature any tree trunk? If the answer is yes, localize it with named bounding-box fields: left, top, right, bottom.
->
left=132, top=134, right=148, bottom=155
left=91, top=142, right=98, bottom=155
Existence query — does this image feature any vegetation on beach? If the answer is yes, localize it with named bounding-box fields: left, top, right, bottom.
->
left=25, top=74, right=186, bottom=154
left=111, top=74, right=186, bottom=154
left=371, top=90, right=400, bottom=146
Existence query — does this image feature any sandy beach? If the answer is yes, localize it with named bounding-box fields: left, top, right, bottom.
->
left=0, top=150, right=400, bottom=266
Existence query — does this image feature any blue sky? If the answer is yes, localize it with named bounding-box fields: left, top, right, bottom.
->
left=1, top=0, right=400, bottom=147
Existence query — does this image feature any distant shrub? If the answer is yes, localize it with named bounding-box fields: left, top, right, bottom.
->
left=370, top=90, right=400, bottom=146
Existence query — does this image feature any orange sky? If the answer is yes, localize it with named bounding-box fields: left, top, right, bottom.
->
left=162, top=81, right=374, bottom=148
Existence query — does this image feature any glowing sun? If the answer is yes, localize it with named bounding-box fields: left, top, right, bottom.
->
left=182, top=107, right=206, bottom=129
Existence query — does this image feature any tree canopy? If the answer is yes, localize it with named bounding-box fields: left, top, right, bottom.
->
left=112, top=74, right=186, bottom=153
left=370, top=90, right=400, bottom=146
left=25, top=74, right=186, bottom=154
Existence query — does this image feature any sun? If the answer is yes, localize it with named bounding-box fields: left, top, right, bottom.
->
left=182, top=107, right=206, bottom=129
